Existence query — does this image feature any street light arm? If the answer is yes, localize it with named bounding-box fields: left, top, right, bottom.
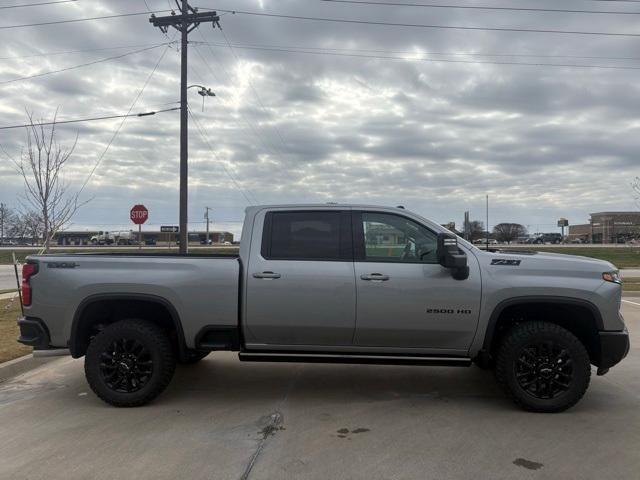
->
left=187, top=84, right=215, bottom=96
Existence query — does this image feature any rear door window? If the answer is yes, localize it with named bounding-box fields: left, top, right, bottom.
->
left=262, top=211, right=351, bottom=260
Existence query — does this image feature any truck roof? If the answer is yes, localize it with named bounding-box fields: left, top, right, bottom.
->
left=245, top=203, right=409, bottom=212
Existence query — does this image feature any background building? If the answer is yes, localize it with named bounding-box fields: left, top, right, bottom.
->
left=568, top=212, right=640, bottom=244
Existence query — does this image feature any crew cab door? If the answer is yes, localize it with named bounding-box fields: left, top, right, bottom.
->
left=352, top=211, right=481, bottom=353
left=244, top=209, right=356, bottom=347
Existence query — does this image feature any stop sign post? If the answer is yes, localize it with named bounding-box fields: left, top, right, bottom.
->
left=130, top=204, right=149, bottom=249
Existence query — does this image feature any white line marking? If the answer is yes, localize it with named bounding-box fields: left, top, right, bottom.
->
left=622, top=299, right=640, bottom=307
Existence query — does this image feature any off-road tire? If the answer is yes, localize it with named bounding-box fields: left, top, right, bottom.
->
left=495, top=321, right=591, bottom=413
left=85, top=319, right=176, bottom=407
left=179, top=351, right=209, bottom=365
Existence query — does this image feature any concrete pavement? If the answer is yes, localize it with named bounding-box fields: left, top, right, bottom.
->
left=621, top=269, right=640, bottom=278
left=0, top=303, right=638, bottom=480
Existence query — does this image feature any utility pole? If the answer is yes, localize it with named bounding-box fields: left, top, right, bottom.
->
left=204, top=206, right=212, bottom=245
left=485, top=195, right=489, bottom=250
left=150, top=2, right=220, bottom=254
left=463, top=210, right=470, bottom=241
left=0, top=203, right=6, bottom=244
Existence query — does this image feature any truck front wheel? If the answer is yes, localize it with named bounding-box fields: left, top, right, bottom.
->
left=495, top=321, right=591, bottom=413
left=84, top=319, right=176, bottom=407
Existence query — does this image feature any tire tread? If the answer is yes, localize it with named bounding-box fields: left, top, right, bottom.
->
left=85, top=319, right=176, bottom=407
left=495, top=321, right=591, bottom=413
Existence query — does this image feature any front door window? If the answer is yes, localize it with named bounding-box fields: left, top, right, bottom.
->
left=361, top=212, right=438, bottom=264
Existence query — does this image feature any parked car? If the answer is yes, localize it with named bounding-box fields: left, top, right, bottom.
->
left=90, top=230, right=136, bottom=246
left=528, top=233, right=562, bottom=245
left=472, top=238, right=498, bottom=245
left=18, top=204, right=629, bottom=412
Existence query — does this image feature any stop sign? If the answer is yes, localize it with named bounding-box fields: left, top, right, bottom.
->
left=130, top=204, right=149, bottom=225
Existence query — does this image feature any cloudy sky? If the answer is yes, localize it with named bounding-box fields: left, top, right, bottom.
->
left=1, top=0, right=639, bottom=237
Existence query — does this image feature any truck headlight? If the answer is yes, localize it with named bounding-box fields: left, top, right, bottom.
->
left=602, top=271, right=622, bottom=284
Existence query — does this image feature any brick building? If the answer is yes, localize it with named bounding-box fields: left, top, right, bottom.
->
left=568, top=212, right=640, bottom=244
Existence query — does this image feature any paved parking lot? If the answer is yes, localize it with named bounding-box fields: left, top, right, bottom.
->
left=0, top=302, right=638, bottom=480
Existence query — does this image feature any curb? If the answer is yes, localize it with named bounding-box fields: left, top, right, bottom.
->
left=0, top=353, right=58, bottom=382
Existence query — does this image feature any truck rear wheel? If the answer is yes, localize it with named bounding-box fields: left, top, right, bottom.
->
left=84, top=319, right=176, bottom=407
left=495, top=321, right=591, bottom=413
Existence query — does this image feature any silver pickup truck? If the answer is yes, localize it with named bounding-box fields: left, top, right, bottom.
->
left=18, top=204, right=629, bottom=412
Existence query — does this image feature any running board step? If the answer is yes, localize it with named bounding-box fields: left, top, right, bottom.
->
left=238, top=352, right=471, bottom=367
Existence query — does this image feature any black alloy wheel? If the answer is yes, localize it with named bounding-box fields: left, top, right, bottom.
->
left=85, top=319, right=176, bottom=407
left=514, top=341, right=573, bottom=400
left=495, top=321, right=591, bottom=413
left=99, top=338, right=154, bottom=393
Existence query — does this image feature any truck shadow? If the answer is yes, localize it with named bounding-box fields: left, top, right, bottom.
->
left=164, top=353, right=506, bottom=408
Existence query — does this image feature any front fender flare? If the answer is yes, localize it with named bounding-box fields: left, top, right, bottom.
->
left=481, top=295, right=604, bottom=352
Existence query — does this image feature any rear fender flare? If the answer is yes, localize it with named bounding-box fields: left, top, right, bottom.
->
left=70, top=293, right=187, bottom=360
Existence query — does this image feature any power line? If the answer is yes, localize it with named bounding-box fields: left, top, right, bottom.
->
left=190, top=34, right=307, bottom=204
left=0, top=0, right=76, bottom=9
left=0, top=108, right=179, bottom=130
left=192, top=39, right=640, bottom=62
left=208, top=8, right=640, bottom=38
left=189, top=47, right=284, bottom=162
left=0, top=42, right=174, bottom=61
left=195, top=41, right=640, bottom=71
left=0, top=9, right=172, bottom=30
left=188, top=105, right=257, bottom=205
left=78, top=41, right=174, bottom=196
left=0, top=43, right=170, bottom=85
left=194, top=26, right=290, bottom=159
left=316, top=0, right=640, bottom=15
left=217, top=25, right=290, bottom=150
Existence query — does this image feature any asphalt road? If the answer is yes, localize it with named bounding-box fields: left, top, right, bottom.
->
left=0, top=303, right=638, bottom=480
left=0, top=265, right=19, bottom=291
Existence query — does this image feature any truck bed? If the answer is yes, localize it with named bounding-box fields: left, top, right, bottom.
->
left=25, top=253, right=240, bottom=349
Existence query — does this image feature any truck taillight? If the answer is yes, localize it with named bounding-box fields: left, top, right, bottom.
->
left=21, top=263, right=38, bottom=306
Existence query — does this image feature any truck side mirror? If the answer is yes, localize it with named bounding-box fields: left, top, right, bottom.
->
left=437, top=233, right=469, bottom=280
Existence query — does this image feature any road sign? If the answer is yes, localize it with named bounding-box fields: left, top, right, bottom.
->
left=130, top=205, right=149, bottom=225
left=161, top=226, right=179, bottom=233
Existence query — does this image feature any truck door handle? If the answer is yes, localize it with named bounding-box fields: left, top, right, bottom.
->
left=360, top=273, right=390, bottom=281
left=253, top=271, right=281, bottom=279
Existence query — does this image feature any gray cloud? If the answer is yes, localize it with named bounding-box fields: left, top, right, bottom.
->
left=1, top=0, right=638, bottom=237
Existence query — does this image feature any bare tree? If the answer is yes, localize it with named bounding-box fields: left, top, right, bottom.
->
left=633, top=177, right=640, bottom=208
left=0, top=203, right=13, bottom=244
left=6, top=210, right=34, bottom=244
left=12, top=111, right=86, bottom=252
left=23, top=211, right=44, bottom=246
left=466, top=220, right=485, bottom=241
left=493, top=223, right=527, bottom=243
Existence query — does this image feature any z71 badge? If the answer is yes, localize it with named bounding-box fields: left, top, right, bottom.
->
left=491, top=259, right=521, bottom=266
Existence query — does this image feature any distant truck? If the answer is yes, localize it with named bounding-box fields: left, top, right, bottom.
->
left=18, top=204, right=629, bottom=412
left=528, top=233, right=563, bottom=245
left=90, top=230, right=136, bottom=246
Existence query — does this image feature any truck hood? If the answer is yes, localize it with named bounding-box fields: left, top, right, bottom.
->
left=479, top=249, right=617, bottom=275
